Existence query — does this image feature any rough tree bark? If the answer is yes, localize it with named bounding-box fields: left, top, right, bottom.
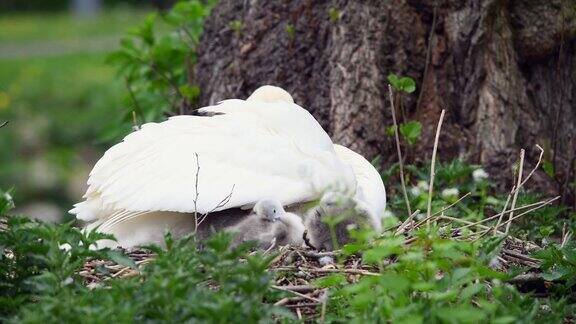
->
left=191, top=0, right=576, bottom=207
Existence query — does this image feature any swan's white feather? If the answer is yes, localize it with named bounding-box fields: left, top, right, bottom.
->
left=73, top=98, right=356, bottom=223
left=333, top=144, right=387, bottom=231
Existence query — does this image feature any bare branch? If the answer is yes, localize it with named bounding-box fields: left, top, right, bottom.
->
left=494, top=188, right=513, bottom=235
left=413, top=192, right=471, bottom=229
left=506, top=149, right=525, bottom=234
left=395, top=209, right=420, bottom=235
left=456, top=196, right=560, bottom=232
left=197, top=184, right=235, bottom=227
left=271, top=285, right=321, bottom=304
left=426, top=109, right=446, bottom=227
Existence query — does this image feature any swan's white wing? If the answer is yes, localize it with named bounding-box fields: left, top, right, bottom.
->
left=73, top=99, right=355, bottom=222
left=333, top=144, right=386, bottom=230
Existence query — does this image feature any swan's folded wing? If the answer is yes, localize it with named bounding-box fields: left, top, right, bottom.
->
left=78, top=100, right=355, bottom=221
left=333, top=144, right=386, bottom=225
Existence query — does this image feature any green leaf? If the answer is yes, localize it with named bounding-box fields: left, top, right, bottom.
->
left=493, top=316, right=518, bottom=324
left=378, top=273, right=410, bottom=293
left=399, top=77, right=416, bottom=93
left=388, top=74, right=416, bottom=93
left=399, top=121, right=422, bottom=145
left=104, top=250, right=137, bottom=269
left=435, top=306, right=486, bottom=323
left=362, top=237, right=404, bottom=264
left=179, top=85, right=201, bottom=101
left=541, top=268, right=566, bottom=281
left=460, top=282, right=484, bottom=300
left=386, top=125, right=396, bottom=137
left=314, top=274, right=347, bottom=288
left=387, top=74, right=401, bottom=90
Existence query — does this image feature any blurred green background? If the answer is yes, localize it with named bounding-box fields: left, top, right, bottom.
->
left=0, top=1, right=168, bottom=222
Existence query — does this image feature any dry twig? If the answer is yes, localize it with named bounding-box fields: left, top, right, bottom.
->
left=507, top=149, right=525, bottom=234
left=272, top=285, right=321, bottom=304
left=426, top=109, right=445, bottom=226
left=413, top=192, right=470, bottom=229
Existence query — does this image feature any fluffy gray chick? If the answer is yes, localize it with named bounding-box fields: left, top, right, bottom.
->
left=229, top=198, right=305, bottom=249
left=304, top=192, right=373, bottom=251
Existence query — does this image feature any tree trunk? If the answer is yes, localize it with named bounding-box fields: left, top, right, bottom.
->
left=191, top=0, right=576, bottom=206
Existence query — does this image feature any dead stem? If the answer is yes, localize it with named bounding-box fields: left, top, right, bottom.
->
left=507, top=149, right=525, bottom=234
left=272, top=285, right=321, bottom=304
left=414, top=192, right=470, bottom=229
left=427, top=109, right=445, bottom=227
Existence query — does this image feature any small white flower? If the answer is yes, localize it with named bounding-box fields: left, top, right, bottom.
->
left=441, top=188, right=460, bottom=199
left=417, top=180, right=429, bottom=191
left=416, top=213, right=427, bottom=220
left=63, top=277, right=73, bottom=285
left=472, top=168, right=489, bottom=182
left=409, top=186, right=421, bottom=196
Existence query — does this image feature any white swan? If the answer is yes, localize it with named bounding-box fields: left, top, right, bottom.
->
left=71, top=85, right=386, bottom=248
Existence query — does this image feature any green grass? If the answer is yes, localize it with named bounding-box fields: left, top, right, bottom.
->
left=0, top=10, right=153, bottom=210
left=0, top=9, right=152, bottom=43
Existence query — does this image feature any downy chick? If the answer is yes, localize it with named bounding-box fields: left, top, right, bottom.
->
left=229, top=198, right=305, bottom=249
left=304, top=192, right=374, bottom=251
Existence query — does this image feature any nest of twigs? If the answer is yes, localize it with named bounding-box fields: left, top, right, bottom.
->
left=79, top=228, right=546, bottom=320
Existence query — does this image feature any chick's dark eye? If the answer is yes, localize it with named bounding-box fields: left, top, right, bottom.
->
left=273, top=209, right=276, bottom=213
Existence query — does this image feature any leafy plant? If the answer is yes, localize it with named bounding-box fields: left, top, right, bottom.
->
left=321, top=230, right=569, bottom=323
left=0, top=188, right=117, bottom=319
left=535, top=241, right=576, bottom=291
left=388, top=74, right=416, bottom=94
left=399, top=120, right=422, bottom=145
left=14, top=234, right=290, bottom=323
left=0, top=188, right=290, bottom=322
left=107, top=0, right=216, bottom=135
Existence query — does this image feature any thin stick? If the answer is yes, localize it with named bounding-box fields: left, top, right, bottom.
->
left=320, top=290, right=328, bottom=324
left=305, top=268, right=381, bottom=277
left=0, top=121, right=8, bottom=129
left=455, top=197, right=558, bottom=232
left=131, top=111, right=140, bottom=131
left=494, top=189, right=513, bottom=235
left=196, top=184, right=235, bottom=227
left=502, top=249, right=540, bottom=264
left=427, top=109, right=445, bottom=227
left=507, top=149, right=525, bottom=234
left=395, top=209, right=420, bottom=235
left=271, top=285, right=321, bottom=304
left=413, top=192, right=470, bottom=229
left=492, top=197, right=559, bottom=231
left=388, top=85, right=412, bottom=216
left=561, top=231, right=572, bottom=248
left=516, top=144, right=544, bottom=190
left=274, top=285, right=315, bottom=293
left=438, top=215, right=540, bottom=250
